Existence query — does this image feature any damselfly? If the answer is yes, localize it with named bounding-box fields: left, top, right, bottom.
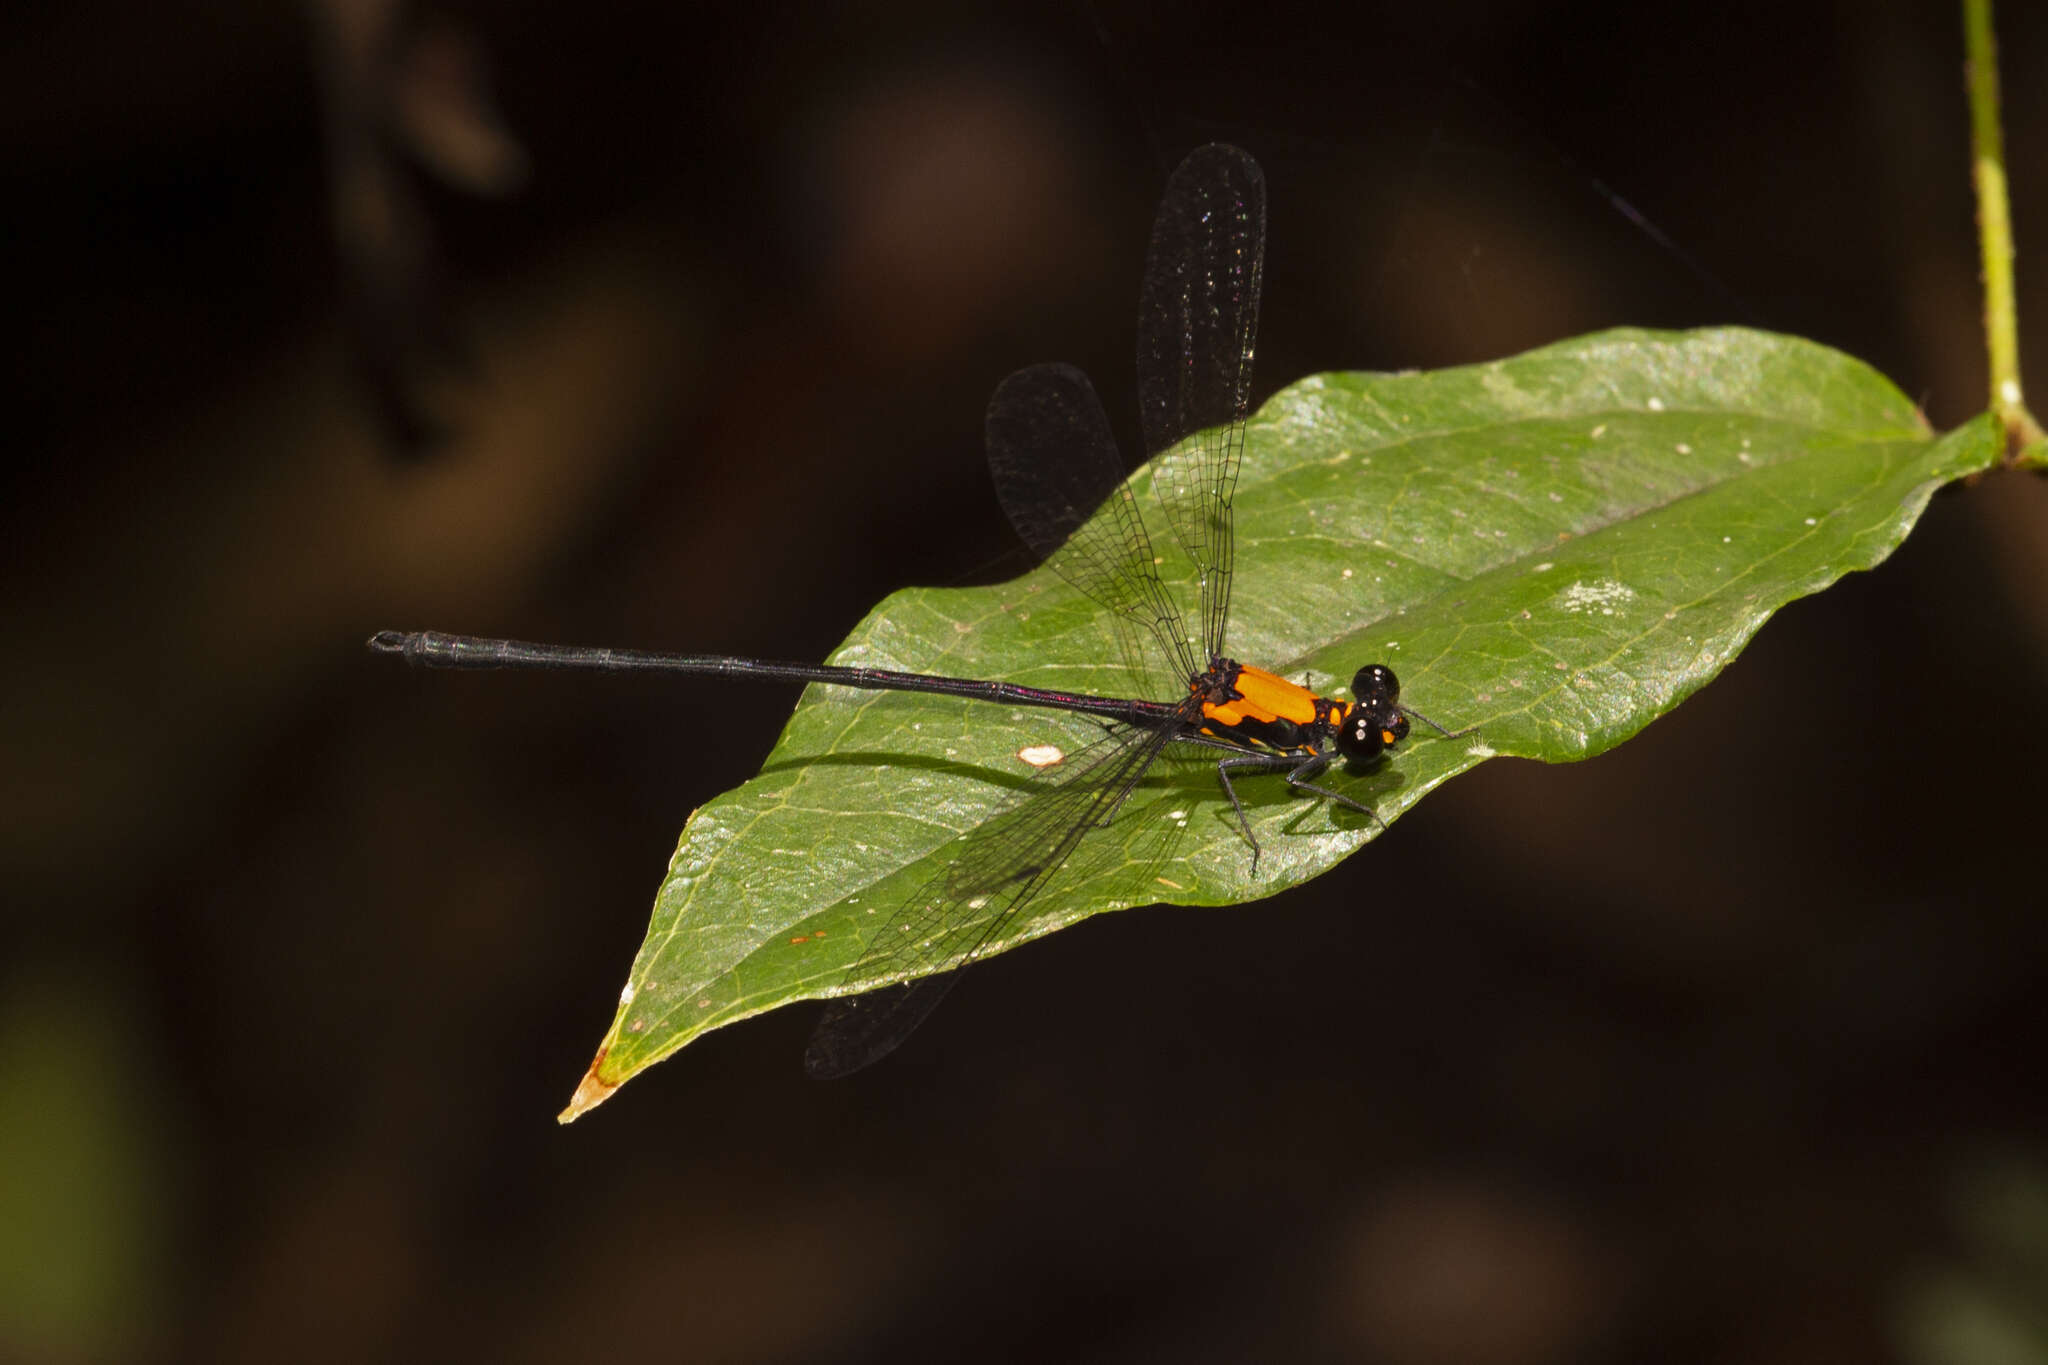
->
left=371, top=144, right=1457, bottom=1076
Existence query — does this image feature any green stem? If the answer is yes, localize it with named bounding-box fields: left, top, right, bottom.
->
left=1964, top=0, right=2046, bottom=463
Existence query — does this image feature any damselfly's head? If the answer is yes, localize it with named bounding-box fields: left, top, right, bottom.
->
left=1335, top=663, right=1408, bottom=761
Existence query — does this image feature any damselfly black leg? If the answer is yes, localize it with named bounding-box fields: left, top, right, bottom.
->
left=1215, top=747, right=1378, bottom=818
left=1211, top=755, right=1266, bottom=872
left=1159, top=732, right=1269, bottom=867
left=1276, top=754, right=1383, bottom=827
left=1208, top=743, right=1389, bottom=873
left=1400, top=704, right=1472, bottom=739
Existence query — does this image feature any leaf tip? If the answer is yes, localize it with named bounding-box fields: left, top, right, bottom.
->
left=557, top=1047, right=620, bottom=1124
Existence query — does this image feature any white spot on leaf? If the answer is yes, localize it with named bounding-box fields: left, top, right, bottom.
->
left=1557, top=579, right=1636, bottom=614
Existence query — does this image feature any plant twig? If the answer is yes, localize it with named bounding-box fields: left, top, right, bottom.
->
left=1964, top=0, right=2046, bottom=464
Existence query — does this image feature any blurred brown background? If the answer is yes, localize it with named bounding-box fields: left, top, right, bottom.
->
left=6, top=1, right=2048, bottom=1361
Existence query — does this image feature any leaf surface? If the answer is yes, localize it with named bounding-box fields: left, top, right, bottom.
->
left=562, top=327, right=1997, bottom=1118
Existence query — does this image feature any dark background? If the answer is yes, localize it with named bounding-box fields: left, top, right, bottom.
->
left=6, top=1, right=2048, bottom=1361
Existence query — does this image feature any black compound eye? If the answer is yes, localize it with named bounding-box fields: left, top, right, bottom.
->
left=1351, top=663, right=1400, bottom=705
left=1334, top=708, right=1386, bottom=761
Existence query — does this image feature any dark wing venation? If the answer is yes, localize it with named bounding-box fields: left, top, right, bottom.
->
left=986, top=363, right=1201, bottom=687
left=1136, top=143, right=1265, bottom=659
left=811, top=149, right=1270, bottom=1076
left=803, top=713, right=1183, bottom=1077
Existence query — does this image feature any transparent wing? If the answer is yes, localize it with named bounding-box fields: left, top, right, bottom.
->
left=804, top=714, right=1183, bottom=1078
left=807, top=147, right=1270, bottom=1077
left=986, top=363, right=1200, bottom=690
left=1137, top=143, right=1266, bottom=660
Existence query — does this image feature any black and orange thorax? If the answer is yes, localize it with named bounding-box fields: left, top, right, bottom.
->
left=1191, top=658, right=1349, bottom=755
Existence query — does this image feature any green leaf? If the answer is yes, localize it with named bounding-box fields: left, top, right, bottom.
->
left=560, top=326, right=1998, bottom=1118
